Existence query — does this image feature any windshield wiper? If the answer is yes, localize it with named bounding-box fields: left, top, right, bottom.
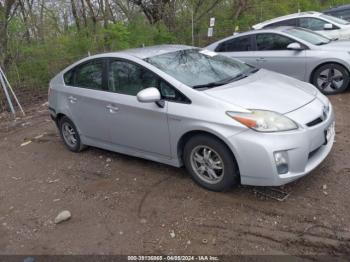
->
left=192, top=68, right=259, bottom=89
left=192, top=81, right=228, bottom=89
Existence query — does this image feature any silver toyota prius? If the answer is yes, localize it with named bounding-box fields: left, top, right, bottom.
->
left=48, top=45, right=335, bottom=192
left=206, top=27, right=350, bottom=94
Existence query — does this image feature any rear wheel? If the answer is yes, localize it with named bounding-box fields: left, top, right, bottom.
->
left=59, top=116, right=85, bottom=152
left=312, top=63, right=349, bottom=95
left=183, top=135, right=239, bottom=192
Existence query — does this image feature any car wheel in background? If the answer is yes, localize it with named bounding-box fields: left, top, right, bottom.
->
left=183, top=134, right=239, bottom=192
left=59, top=116, right=85, bottom=152
left=312, top=63, right=349, bottom=95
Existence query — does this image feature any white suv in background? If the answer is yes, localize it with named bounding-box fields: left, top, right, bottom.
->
left=253, top=11, right=350, bottom=40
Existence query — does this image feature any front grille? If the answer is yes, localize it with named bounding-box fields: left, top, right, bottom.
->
left=306, top=117, right=323, bottom=127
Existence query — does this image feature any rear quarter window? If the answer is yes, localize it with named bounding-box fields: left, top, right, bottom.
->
left=63, top=70, right=74, bottom=86
left=263, top=18, right=297, bottom=28
left=215, top=36, right=253, bottom=52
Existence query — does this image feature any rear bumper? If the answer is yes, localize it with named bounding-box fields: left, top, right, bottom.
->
left=48, top=107, right=59, bottom=127
left=227, top=103, right=335, bottom=186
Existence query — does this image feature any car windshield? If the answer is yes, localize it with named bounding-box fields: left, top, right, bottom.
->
left=144, top=49, right=253, bottom=89
left=285, top=27, right=331, bottom=45
left=320, top=14, right=350, bottom=25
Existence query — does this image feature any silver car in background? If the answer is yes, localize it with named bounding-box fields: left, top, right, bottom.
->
left=252, top=11, right=350, bottom=40
left=206, top=27, right=350, bottom=94
left=49, top=45, right=335, bottom=191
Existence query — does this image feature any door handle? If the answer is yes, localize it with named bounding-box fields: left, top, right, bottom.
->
left=106, top=104, right=119, bottom=113
left=256, top=58, right=266, bottom=61
left=68, top=96, right=77, bottom=103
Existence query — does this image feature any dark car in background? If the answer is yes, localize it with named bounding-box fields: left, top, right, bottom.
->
left=324, top=4, right=350, bottom=21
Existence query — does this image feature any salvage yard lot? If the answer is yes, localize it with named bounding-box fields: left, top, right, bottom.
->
left=0, top=94, right=350, bottom=256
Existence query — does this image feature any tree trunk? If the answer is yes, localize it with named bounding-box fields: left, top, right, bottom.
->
left=71, top=0, right=81, bottom=32
left=80, top=0, right=88, bottom=28
left=85, top=0, right=98, bottom=32
left=0, top=0, right=16, bottom=69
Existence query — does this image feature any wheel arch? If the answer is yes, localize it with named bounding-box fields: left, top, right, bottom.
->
left=177, top=130, right=240, bottom=175
left=310, top=61, right=350, bottom=83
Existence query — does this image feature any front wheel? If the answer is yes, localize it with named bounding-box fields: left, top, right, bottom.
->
left=312, top=63, right=349, bottom=95
left=183, top=135, right=239, bottom=192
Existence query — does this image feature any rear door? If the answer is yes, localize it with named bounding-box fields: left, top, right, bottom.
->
left=64, top=58, right=112, bottom=143
left=215, top=35, right=258, bottom=66
left=254, top=33, right=307, bottom=81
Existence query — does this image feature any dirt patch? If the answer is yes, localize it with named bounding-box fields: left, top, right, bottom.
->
left=0, top=94, right=349, bottom=255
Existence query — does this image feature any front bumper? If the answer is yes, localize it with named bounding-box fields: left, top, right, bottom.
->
left=227, top=101, right=335, bottom=186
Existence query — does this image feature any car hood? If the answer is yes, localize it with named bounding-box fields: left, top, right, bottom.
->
left=318, top=40, right=350, bottom=50
left=204, top=69, right=317, bottom=114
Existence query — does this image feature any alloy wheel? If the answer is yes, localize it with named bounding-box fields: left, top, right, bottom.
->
left=190, top=145, right=225, bottom=184
left=317, top=67, right=344, bottom=93
left=61, top=122, right=78, bottom=148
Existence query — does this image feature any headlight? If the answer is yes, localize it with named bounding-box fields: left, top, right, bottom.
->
left=227, top=110, right=298, bottom=132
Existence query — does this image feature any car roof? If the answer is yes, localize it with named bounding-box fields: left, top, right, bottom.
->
left=216, top=26, right=298, bottom=39
left=253, top=11, right=321, bottom=29
left=206, top=26, right=311, bottom=49
left=63, top=45, right=196, bottom=74
left=324, top=4, right=350, bottom=12
left=114, top=44, right=194, bottom=59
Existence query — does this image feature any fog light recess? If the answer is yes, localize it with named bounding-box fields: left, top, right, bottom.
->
left=274, top=151, right=289, bottom=175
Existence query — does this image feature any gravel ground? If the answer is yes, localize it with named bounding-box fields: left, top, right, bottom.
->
left=0, top=94, right=349, bottom=256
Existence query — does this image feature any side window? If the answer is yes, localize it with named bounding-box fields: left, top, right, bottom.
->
left=64, top=70, right=74, bottom=86
left=299, top=18, right=331, bottom=31
left=256, top=33, right=294, bottom=51
left=108, top=59, right=190, bottom=103
left=74, top=60, right=104, bottom=90
left=264, top=18, right=297, bottom=28
left=108, top=60, right=158, bottom=96
left=332, top=10, right=350, bottom=21
left=216, top=36, right=252, bottom=52
left=159, top=81, right=190, bottom=103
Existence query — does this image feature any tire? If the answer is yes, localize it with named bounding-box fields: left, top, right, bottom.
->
left=312, top=63, right=349, bottom=95
left=58, top=116, right=85, bottom=152
left=183, top=134, right=239, bottom=192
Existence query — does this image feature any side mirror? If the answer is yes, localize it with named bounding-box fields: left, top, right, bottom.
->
left=324, top=23, right=334, bottom=30
left=287, top=42, right=304, bottom=51
left=137, top=87, right=161, bottom=103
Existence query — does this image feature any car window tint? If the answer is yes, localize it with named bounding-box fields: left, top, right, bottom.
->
left=74, top=60, right=104, bottom=90
left=159, top=80, right=189, bottom=103
left=256, top=33, right=294, bottom=51
left=216, top=36, right=252, bottom=52
left=264, top=18, right=297, bottom=28
left=299, top=18, right=329, bottom=31
left=330, top=10, right=350, bottom=20
left=64, top=70, right=74, bottom=86
left=108, top=60, right=158, bottom=96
